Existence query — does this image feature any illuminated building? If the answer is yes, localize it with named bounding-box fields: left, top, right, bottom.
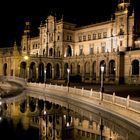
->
left=0, top=0, right=140, bottom=84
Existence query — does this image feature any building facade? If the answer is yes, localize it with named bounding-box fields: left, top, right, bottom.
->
left=0, top=0, right=140, bottom=85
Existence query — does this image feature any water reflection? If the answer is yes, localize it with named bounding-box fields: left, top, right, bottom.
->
left=0, top=117, right=39, bottom=140
left=0, top=98, right=140, bottom=140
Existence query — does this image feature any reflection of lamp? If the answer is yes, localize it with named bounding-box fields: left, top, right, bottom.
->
left=100, top=117, right=104, bottom=140
left=67, top=68, right=70, bottom=92
left=44, top=70, right=46, bottom=83
left=43, top=110, right=46, bottom=115
left=66, top=68, right=71, bottom=129
left=100, top=65, right=104, bottom=101
left=66, top=104, right=70, bottom=127
left=0, top=98, right=2, bottom=106
left=0, top=97, right=2, bottom=121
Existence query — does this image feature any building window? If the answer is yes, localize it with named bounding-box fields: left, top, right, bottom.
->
left=57, top=35, right=60, bottom=41
left=79, top=36, right=82, bottom=42
left=101, top=42, right=106, bottom=53
left=120, top=41, right=123, bottom=46
left=93, top=34, right=96, bottom=40
left=89, top=44, right=94, bottom=54
left=23, top=47, right=26, bottom=51
left=87, top=132, right=90, bottom=138
left=33, top=44, right=35, bottom=49
left=67, top=35, right=69, bottom=41
left=79, top=45, right=83, bottom=55
left=83, top=35, right=86, bottom=41
left=82, top=131, right=85, bottom=137
left=88, top=34, right=91, bottom=40
left=119, top=28, right=124, bottom=35
left=70, top=36, right=72, bottom=41
left=97, top=47, right=99, bottom=53
left=49, top=33, right=53, bottom=42
left=132, top=60, right=139, bottom=75
left=98, top=33, right=102, bottom=39
left=103, top=32, right=107, bottom=38
left=101, top=46, right=105, bottom=53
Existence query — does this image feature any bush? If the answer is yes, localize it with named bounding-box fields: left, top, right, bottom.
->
left=69, top=75, right=82, bottom=83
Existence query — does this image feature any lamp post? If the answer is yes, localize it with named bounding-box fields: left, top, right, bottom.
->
left=23, top=55, right=29, bottom=81
left=100, top=65, right=104, bottom=101
left=67, top=68, right=70, bottom=92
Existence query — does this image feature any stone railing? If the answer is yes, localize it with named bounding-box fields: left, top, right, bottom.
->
left=27, top=83, right=140, bottom=114
left=0, top=75, right=27, bottom=87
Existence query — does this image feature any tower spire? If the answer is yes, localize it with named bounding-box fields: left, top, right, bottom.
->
left=117, top=0, right=130, bottom=11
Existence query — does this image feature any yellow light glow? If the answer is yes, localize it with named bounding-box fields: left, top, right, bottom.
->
left=24, top=56, right=29, bottom=60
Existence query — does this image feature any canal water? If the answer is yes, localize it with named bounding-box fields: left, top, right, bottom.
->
left=0, top=117, right=39, bottom=140
left=0, top=111, right=140, bottom=140
left=0, top=97, right=139, bottom=140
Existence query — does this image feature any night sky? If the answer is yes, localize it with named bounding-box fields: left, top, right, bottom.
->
left=0, top=0, right=139, bottom=48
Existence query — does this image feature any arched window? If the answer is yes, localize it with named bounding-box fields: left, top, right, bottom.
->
left=49, top=48, right=53, bottom=56
left=132, top=60, right=139, bottom=75
left=109, top=60, right=115, bottom=75
left=66, top=45, right=72, bottom=57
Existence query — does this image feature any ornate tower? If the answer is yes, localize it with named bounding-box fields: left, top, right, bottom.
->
left=115, top=0, right=133, bottom=51
left=114, top=0, right=132, bottom=84
left=21, top=18, right=31, bottom=55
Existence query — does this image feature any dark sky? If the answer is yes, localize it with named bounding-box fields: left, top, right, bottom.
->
left=0, top=0, right=139, bottom=48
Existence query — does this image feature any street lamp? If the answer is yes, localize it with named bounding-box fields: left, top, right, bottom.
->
left=23, top=55, right=29, bottom=81
left=67, top=68, right=70, bottom=92
left=100, top=65, right=104, bottom=101
left=24, top=55, right=29, bottom=61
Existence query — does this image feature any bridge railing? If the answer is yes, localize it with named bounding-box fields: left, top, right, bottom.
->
left=0, top=75, right=26, bottom=87
left=27, top=82, right=140, bottom=114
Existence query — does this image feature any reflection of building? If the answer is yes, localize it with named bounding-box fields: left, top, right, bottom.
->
left=3, top=96, right=138, bottom=140
left=0, top=0, right=140, bottom=84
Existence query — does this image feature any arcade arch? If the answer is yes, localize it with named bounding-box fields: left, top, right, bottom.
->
left=92, top=61, right=96, bottom=80
left=85, top=62, right=90, bottom=80
left=55, top=63, right=60, bottom=79
left=38, top=62, right=44, bottom=83
left=66, top=45, right=72, bottom=57
left=132, top=59, right=139, bottom=75
left=29, top=62, right=36, bottom=82
left=46, top=63, right=52, bottom=79
left=64, top=63, right=69, bottom=79
left=3, top=63, right=7, bottom=76
left=109, top=60, right=116, bottom=81
left=20, top=62, right=27, bottom=78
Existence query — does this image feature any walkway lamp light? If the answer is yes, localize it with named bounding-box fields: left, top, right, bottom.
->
left=24, top=55, right=29, bottom=61
left=23, top=55, right=29, bottom=81
left=67, top=68, right=70, bottom=92
left=100, top=117, right=104, bottom=140
left=100, top=65, right=104, bottom=100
